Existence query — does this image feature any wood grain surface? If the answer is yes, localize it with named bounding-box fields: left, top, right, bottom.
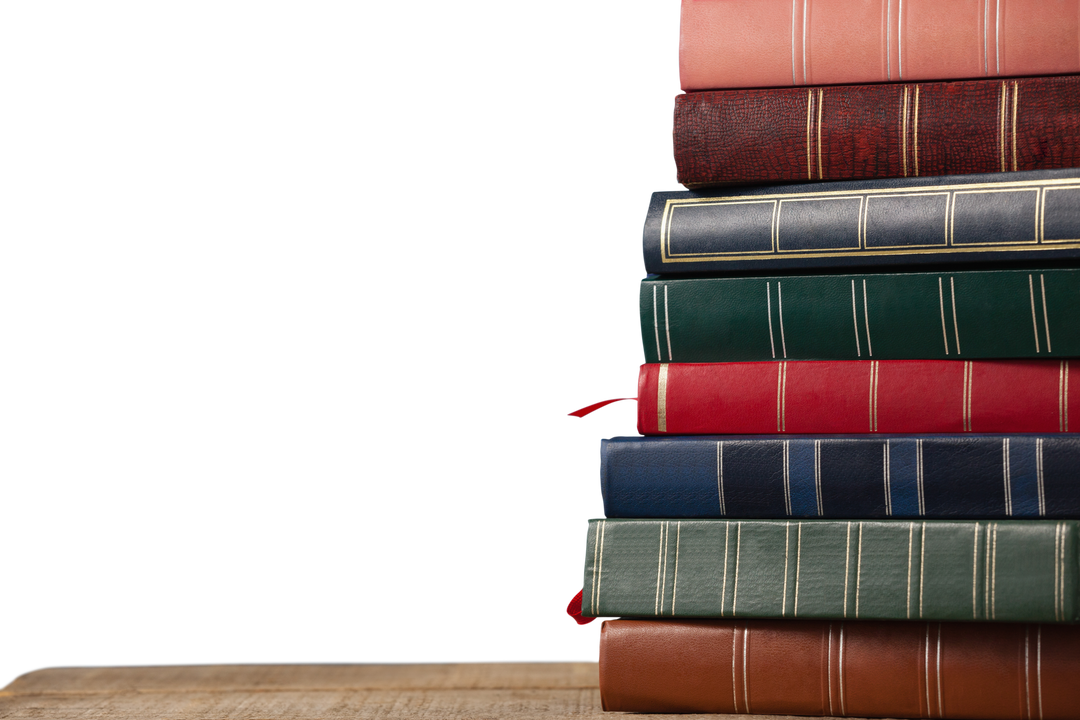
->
left=0, top=663, right=824, bottom=719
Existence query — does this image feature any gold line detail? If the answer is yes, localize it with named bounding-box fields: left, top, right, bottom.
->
left=1029, top=274, right=1041, bottom=353
left=950, top=277, right=961, bottom=355
left=999, top=82, right=1008, bottom=173
left=591, top=522, right=601, bottom=615
left=1012, top=81, right=1019, bottom=172
left=777, top=362, right=784, bottom=432
left=657, top=364, right=668, bottom=433
left=1041, top=274, right=1051, bottom=352
left=902, top=86, right=910, bottom=177
left=939, top=277, right=949, bottom=354
left=817, top=89, right=824, bottom=179
left=914, top=85, right=921, bottom=176
left=807, top=90, right=814, bottom=180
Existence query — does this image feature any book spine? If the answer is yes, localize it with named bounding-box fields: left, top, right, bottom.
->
left=640, top=269, right=1080, bottom=363
left=637, top=361, right=1077, bottom=435
left=675, top=76, right=1080, bottom=187
left=600, top=618, right=1080, bottom=718
left=582, top=519, right=1078, bottom=623
left=601, top=435, right=1080, bottom=520
left=680, top=0, right=1080, bottom=91
left=642, top=168, right=1080, bottom=274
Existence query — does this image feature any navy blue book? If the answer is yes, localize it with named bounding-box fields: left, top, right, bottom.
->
left=601, top=435, right=1080, bottom=519
left=643, top=167, right=1080, bottom=274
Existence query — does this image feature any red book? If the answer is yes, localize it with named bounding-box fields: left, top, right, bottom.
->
left=600, top=618, right=1080, bottom=719
left=675, top=76, right=1080, bottom=188
left=681, top=0, right=1080, bottom=91
left=637, top=360, right=1076, bottom=435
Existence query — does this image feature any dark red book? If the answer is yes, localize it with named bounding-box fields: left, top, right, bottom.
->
left=675, top=75, right=1080, bottom=188
left=637, top=360, right=1076, bottom=435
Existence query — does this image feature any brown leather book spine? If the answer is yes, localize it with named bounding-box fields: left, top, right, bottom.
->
left=674, top=76, right=1080, bottom=188
left=600, top=619, right=1080, bottom=719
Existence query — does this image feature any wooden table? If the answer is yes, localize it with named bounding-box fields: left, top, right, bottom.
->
left=0, top=662, right=774, bottom=719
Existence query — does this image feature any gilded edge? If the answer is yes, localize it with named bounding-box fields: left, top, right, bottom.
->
left=658, top=178, right=1080, bottom=264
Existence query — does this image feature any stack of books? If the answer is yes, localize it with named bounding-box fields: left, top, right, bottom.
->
left=575, top=0, right=1080, bottom=717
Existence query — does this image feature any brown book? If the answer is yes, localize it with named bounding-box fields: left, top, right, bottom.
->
left=600, top=619, right=1080, bottom=719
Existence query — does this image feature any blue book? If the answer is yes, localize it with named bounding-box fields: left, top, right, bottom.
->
left=601, top=435, right=1080, bottom=519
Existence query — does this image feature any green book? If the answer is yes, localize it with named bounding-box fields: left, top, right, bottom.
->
left=641, top=267, right=1080, bottom=363
left=582, top=519, right=1078, bottom=623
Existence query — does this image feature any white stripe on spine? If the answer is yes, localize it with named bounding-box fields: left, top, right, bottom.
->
left=1004, top=438, right=1013, bottom=516
left=1037, top=439, right=1046, bottom=516
left=743, top=624, right=751, bottom=713
left=671, top=522, right=681, bottom=615
left=783, top=441, right=792, bottom=515
left=717, top=441, right=726, bottom=516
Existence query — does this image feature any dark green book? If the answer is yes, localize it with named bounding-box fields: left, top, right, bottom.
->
left=582, top=519, right=1078, bottom=623
left=641, top=267, right=1080, bottom=363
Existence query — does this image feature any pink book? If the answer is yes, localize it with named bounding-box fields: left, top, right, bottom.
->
left=681, top=0, right=1080, bottom=91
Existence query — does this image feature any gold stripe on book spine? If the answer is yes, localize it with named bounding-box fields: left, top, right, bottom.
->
left=657, top=363, right=668, bottom=432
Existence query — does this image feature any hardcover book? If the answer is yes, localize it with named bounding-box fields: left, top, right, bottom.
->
left=582, top=518, right=1078, bottom=623
left=681, top=0, right=1080, bottom=91
left=600, top=618, right=1080, bottom=718
left=643, top=168, right=1080, bottom=274
left=637, top=361, right=1075, bottom=435
left=674, top=75, right=1080, bottom=187
left=601, top=435, right=1080, bottom=520
left=640, top=268, right=1080, bottom=363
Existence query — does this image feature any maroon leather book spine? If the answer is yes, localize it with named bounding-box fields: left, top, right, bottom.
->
left=674, top=75, right=1080, bottom=188
left=600, top=619, right=1080, bottom=719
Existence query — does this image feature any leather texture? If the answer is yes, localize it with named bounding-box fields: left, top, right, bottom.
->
left=601, top=435, right=1080, bottom=519
left=600, top=618, right=1080, bottom=718
left=582, top=519, right=1078, bottom=622
left=637, top=360, right=1076, bottom=435
left=641, top=268, right=1080, bottom=363
left=675, top=75, right=1080, bottom=187
left=643, top=167, right=1080, bottom=274
left=681, top=0, right=1080, bottom=90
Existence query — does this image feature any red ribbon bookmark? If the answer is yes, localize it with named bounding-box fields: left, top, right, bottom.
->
left=566, top=589, right=596, bottom=624
left=565, top=397, right=630, bottom=418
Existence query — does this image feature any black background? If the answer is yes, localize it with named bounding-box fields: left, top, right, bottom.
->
left=2, top=8, right=682, bottom=682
